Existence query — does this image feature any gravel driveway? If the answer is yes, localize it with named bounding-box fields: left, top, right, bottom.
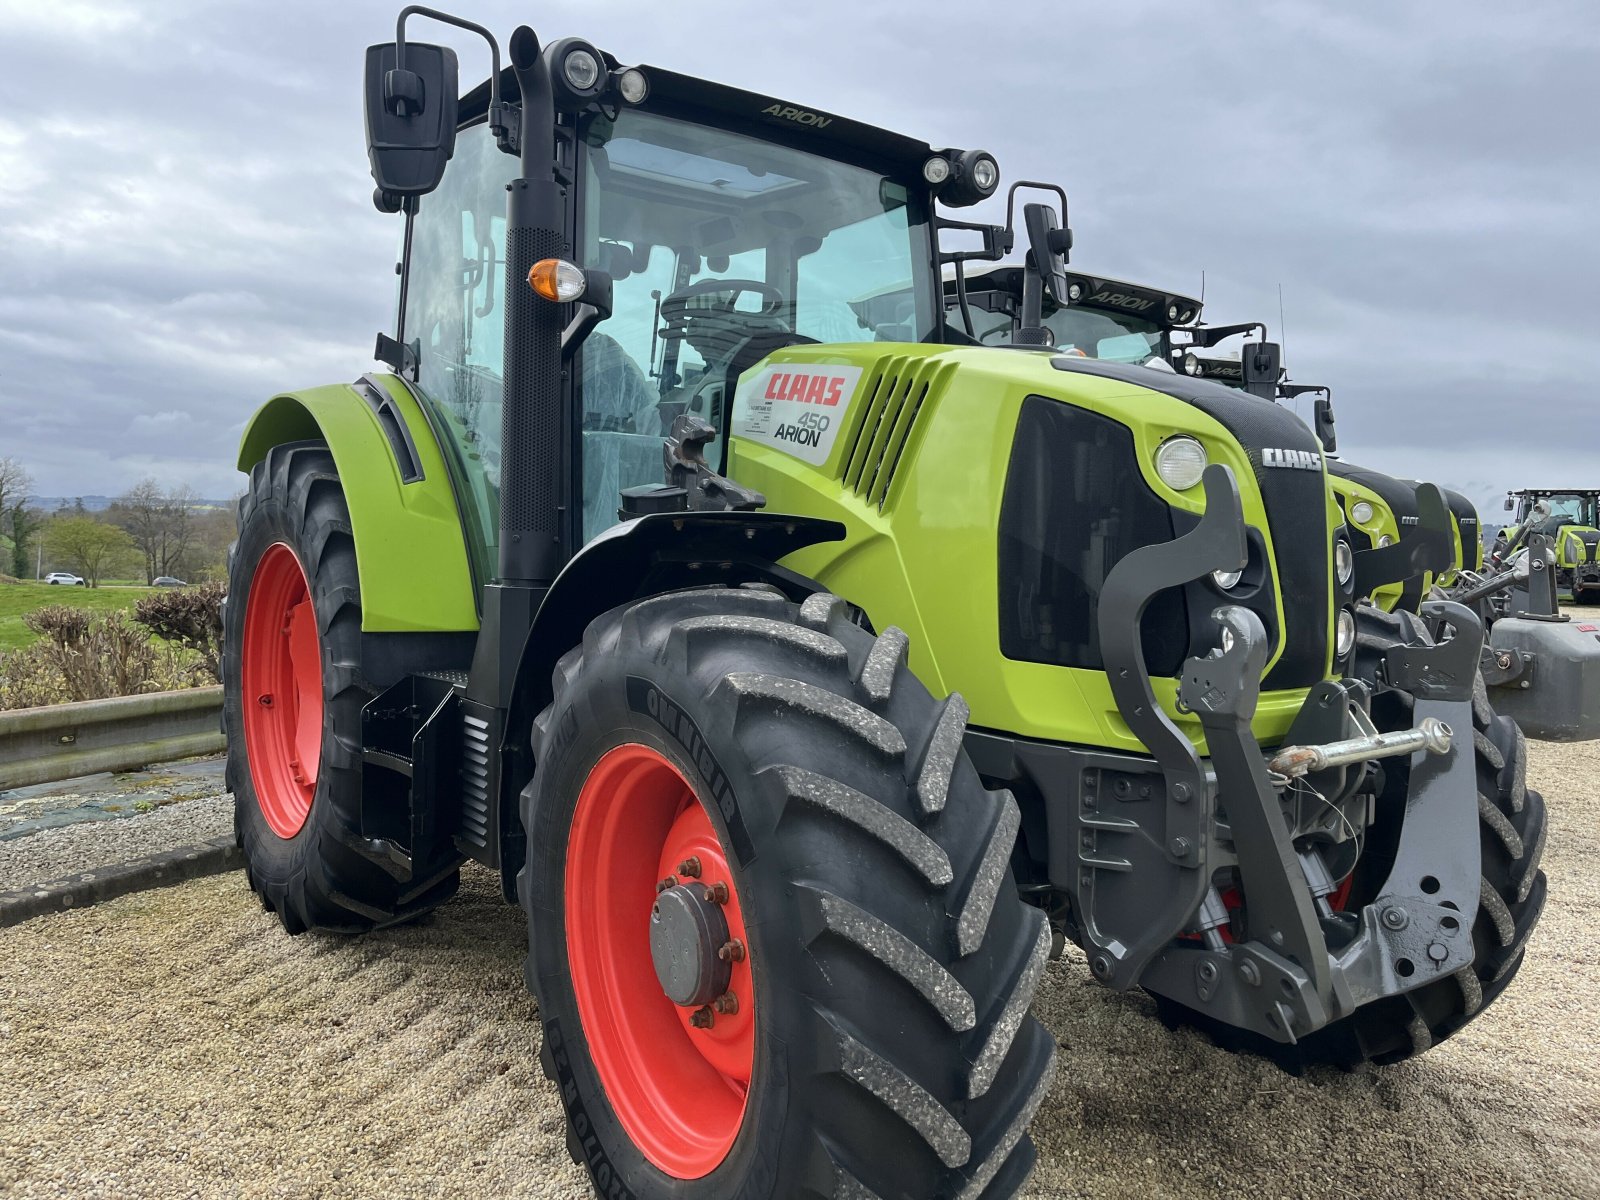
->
left=1, top=742, right=1594, bottom=1198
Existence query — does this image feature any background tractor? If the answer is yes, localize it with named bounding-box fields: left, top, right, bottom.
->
left=1494, top=488, right=1600, bottom=602
left=223, top=11, right=1550, bottom=1197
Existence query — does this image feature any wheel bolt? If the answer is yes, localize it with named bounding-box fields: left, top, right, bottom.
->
left=714, top=992, right=739, bottom=1015
left=656, top=877, right=677, bottom=894
left=703, top=881, right=729, bottom=905
left=717, top=938, right=746, bottom=963
left=690, top=1006, right=715, bottom=1029
left=677, top=856, right=702, bottom=878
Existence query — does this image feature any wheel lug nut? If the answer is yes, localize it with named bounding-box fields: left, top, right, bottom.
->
left=717, top=938, right=746, bottom=963
left=714, top=992, right=739, bottom=1015
left=656, top=877, right=677, bottom=894
left=702, top=881, right=729, bottom=905
left=676, top=856, right=702, bottom=878
left=689, top=1005, right=715, bottom=1029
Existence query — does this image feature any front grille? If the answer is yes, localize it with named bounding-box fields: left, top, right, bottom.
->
left=998, top=398, right=1188, bottom=674
left=839, top=355, right=952, bottom=509
left=1051, top=359, right=1332, bottom=689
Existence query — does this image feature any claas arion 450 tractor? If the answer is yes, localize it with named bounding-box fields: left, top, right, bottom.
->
left=223, top=10, right=1549, bottom=1197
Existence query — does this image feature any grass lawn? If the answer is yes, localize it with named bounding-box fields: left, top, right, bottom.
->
left=0, top=581, right=156, bottom=651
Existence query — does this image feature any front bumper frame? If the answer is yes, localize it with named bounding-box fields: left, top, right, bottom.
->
left=991, top=465, right=1487, bottom=1044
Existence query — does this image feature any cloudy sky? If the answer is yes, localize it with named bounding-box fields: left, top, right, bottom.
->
left=1, top=0, right=1594, bottom=520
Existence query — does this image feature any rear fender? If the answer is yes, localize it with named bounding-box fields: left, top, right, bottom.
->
left=237, top=374, right=477, bottom=633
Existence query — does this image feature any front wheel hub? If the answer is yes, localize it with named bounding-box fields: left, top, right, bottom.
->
left=651, top=883, right=732, bottom=1009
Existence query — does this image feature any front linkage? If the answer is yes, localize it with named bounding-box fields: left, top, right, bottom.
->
left=1072, top=465, right=1484, bottom=1045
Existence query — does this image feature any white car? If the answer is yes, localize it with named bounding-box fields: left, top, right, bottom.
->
left=44, top=572, right=86, bottom=586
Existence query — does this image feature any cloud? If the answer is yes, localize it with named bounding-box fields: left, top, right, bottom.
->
left=0, top=0, right=1591, bottom=520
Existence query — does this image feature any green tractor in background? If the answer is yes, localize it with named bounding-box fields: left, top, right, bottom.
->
left=222, top=12, right=1551, bottom=1197
left=1493, top=488, right=1600, bottom=601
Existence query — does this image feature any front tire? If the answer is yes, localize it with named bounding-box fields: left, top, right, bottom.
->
left=224, top=441, right=459, bottom=934
left=522, top=587, right=1056, bottom=1199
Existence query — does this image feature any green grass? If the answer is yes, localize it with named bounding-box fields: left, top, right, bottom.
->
left=0, top=581, right=156, bottom=651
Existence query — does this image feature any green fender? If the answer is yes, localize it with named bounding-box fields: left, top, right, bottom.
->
left=237, top=375, right=479, bottom=633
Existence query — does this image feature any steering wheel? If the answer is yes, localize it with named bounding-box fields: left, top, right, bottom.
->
left=660, top=278, right=785, bottom=322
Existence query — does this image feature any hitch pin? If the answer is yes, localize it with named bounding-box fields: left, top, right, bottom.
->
left=1268, top=716, right=1452, bottom=780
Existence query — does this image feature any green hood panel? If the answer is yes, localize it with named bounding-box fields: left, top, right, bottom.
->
left=728, top=343, right=1327, bottom=753
left=237, top=375, right=478, bottom=633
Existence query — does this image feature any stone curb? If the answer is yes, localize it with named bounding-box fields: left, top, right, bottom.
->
left=0, top=836, right=243, bottom=928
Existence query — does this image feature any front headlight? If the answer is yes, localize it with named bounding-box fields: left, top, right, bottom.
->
left=1350, top=500, right=1375, bottom=526
left=1154, top=436, right=1208, bottom=491
left=1336, top=608, right=1357, bottom=658
left=1377, top=534, right=1394, bottom=548
left=1335, top=539, right=1354, bottom=586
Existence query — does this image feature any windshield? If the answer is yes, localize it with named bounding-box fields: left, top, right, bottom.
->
left=1534, top=493, right=1598, bottom=527
left=576, top=108, right=936, bottom=539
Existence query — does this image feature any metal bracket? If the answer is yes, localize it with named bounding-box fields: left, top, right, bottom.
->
left=1181, top=606, right=1332, bottom=1005
left=1080, top=464, right=1247, bottom=990
left=1480, top=642, right=1533, bottom=689
left=664, top=414, right=766, bottom=512
left=1384, top=600, right=1483, bottom=702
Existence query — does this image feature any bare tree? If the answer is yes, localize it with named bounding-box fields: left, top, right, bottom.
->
left=0, top=456, right=30, bottom=520
left=110, top=480, right=199, bottom=584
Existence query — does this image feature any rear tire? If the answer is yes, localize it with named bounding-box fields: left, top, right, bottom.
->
left=522, top=587, right=1056, bottom=1198
left=224, top=441, right=459, bottom=934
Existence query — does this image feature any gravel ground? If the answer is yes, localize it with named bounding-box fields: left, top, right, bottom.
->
left=0, top=793, right=232, bottom=892
left=1, top=740, right=1595, bottom=1198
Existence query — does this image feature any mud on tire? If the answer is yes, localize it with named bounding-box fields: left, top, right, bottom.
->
left=224, top=440, right=460, bottom=934
left=521, top=587, right=1057, bottom=1199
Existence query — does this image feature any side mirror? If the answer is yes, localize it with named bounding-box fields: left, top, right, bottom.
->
left=1312, top=395, right=1337, bottom=454
left=364, top=41, right=459, bottom=202
left=1240, top=341, right=1282, bottom=400
left=1021, top=202, right=1071, bottom=306
left=1503, top=495, right=1515, bottom=511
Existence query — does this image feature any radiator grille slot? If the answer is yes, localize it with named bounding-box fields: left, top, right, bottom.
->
left=460, top=712, right=492, bottom=849
left=838, top=356, right=950, bottom=510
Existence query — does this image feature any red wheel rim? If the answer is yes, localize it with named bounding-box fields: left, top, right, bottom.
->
left=241, top=543, right=322, bottom=839
left=566, top=744, right=754, bottom=1179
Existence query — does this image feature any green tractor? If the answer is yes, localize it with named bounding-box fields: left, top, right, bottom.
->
left=224, top=12, right=1550, bottom=1197
left=1493, top=488, right=1600, bottom=602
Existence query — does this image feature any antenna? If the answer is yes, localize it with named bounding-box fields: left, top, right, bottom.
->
left=1277, top=283, right=1287, bottom=367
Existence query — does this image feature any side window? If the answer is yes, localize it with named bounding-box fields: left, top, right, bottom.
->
left=401, top=123, right=515, bottom=578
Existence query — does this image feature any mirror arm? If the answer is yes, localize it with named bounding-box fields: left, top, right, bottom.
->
left=394, top=6, right=509, bottom=148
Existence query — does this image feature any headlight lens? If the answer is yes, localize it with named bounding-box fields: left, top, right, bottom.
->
left=563, top=48, right=602, bottom=91
left=1335, top=539, right=1354, bottom=585
left=1183, top=352, right=1202, bottom=376
left=922, top=155, right=951, bottom=185
left=1154, top=436, right=1208, bottom=491
left=616, top=67, right=649, bottom=105
left=1212, top=567, right=1243, bottom=590
left=1377, top=534, right=1394, bottom=548
left=1336, top=608, right=1357, bottom=658
left=971, top=155, right=999, bottom=193
left=1350, top=500, right=1375, bottom=525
